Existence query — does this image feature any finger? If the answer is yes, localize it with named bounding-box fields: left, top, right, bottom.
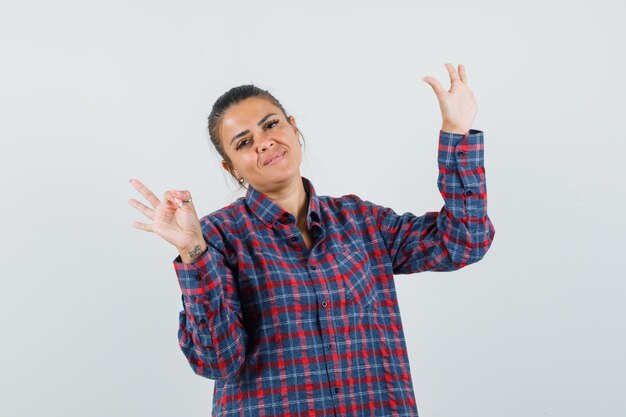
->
left=173, top=189, right=192, bottom=203
left=165, top=189, right=195, bottom=209
left=129, top=178, right=161, bottom=208
left=164, top=190, right=179, bottom=208
left=421, top=76, right=446, bottom=98
left=128, top=198, right=155, bottom=220
left=458, top=64, right=468, bottom=85
left=444, top=63, right=460, bottom=85
left=131, top=221, right=154, bottom=232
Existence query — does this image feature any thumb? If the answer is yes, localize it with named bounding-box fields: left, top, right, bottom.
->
left=421, top=76, right=445, bottom=98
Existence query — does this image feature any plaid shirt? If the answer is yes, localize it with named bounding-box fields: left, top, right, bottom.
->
left=174, top=129, right=495, bottom=417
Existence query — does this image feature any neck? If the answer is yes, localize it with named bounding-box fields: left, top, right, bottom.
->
left=262, top=176, right=309, bottom=228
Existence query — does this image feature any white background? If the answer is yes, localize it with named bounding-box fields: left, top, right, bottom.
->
left=1, top=1, right=624, bottom=416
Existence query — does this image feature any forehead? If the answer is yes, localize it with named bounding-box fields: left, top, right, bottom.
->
left=220, top=97, right=281, bottom=133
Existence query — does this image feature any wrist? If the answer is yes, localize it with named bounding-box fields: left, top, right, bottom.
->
left=441, top=124, right=469, bottom=135
left=179, top=241, right=208, bottom=263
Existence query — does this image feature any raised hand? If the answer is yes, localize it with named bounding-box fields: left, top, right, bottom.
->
left=128, top=178, right=207, bottom=262
left=422, top=63, right=478, bottom=135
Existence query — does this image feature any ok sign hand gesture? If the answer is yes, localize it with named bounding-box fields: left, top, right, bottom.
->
left=128, top=178, right=207, bottom=263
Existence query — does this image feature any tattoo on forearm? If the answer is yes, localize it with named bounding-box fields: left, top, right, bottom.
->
left=188, top=245, right=203, bottom=259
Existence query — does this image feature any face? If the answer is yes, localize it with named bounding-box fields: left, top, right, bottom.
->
left=219, top=96, right=302, bottom=193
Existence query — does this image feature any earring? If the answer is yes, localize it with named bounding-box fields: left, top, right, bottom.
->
left=238, top=177, right=245, bottom=185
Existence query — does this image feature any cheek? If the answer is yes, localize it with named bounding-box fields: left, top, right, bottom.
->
left=239, top=152, right=258, bottom=167
left=291, top=142, right=303, bottom=164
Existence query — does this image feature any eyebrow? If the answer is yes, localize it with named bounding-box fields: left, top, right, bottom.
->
left=229, top=113, right=277, bottom=146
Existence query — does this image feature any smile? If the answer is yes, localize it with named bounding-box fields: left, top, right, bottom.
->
left=264, top=150, right=286, bottom=166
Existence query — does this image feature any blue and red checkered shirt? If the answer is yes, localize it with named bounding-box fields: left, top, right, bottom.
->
left=174, top=129, right=495, bottom=417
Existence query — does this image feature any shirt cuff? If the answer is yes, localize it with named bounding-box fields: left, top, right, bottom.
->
left=438, top=129, right=484, bottom=168
left=173, top=246, right=219, bottom=297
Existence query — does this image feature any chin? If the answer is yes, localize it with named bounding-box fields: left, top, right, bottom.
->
left=272, top=170, right=300, bottom=183
left=264, top=168, right=301, bottom=186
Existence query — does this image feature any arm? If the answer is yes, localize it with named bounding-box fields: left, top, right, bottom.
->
left=174, top=231, right=247, bottom=380
left=363, top=129, right=495, bottom=274
left=128, top=180, right=247, bottom=379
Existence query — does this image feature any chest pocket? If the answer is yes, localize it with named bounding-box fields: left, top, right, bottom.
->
left=335, top=249, right=378, bottom=308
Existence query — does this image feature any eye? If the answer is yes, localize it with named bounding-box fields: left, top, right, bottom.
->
left=265, top=120, right=279, bottom=129
left=235, top=138, right=251, bottom=150
left=235, top=120, right=279, bottom=151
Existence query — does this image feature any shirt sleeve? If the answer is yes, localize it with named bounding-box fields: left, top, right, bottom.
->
left=173, top=228, right=247, bottom=380
left=362, top=129, right=496, bottom=274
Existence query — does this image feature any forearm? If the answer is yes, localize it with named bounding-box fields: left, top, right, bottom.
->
left=436, top=129, right=495, bottom=266
left=174, top=243, right=248, bottom=380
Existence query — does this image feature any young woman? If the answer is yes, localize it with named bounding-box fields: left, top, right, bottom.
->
left=129, top=63, right=495, bottom=417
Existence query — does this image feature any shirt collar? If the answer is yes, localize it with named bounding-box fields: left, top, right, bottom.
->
left=244, top=176, right=321, bottom=228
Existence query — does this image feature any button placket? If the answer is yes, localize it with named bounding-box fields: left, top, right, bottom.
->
left=310, top=262, right=343, bottom=405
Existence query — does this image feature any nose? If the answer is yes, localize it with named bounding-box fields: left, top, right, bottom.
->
left=256, top=134, right=275, bottom=152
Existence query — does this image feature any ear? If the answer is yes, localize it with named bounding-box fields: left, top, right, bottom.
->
left=288, top=115, right=297, bottom=132
left=222, top=160, right=237, bottom=177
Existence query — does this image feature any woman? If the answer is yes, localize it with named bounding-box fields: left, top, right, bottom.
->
left=129, top=63, right=495, bottom=417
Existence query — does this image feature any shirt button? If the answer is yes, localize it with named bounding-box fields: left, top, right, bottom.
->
left=311, top=265, right=317, bottom=270
left=457, top=151, right=465, bottom=157
left=195, top=276, right=201, bottom=281
left=291, top=236, right=297, bottom=242
left=321, top=301, right=327, bottom=307
left=199, top=318, right=207, bottom=325
left=265, top=218, right=272, bottom=224
left=334, top=387, right=340, bottom=394
left=327, top=344, right=333, bottom=350
left=465, top=189, right=473, bottom=196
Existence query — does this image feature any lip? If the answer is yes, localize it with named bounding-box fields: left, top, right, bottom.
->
left=264, top=150, right=286, bottom=166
